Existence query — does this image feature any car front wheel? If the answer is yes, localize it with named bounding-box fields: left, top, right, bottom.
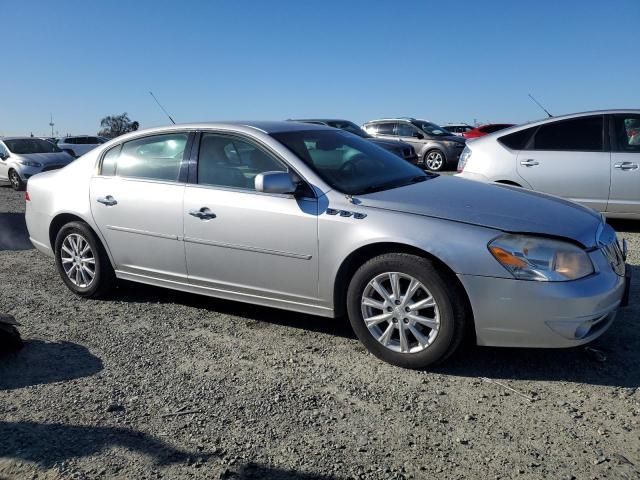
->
left=424, top=150, right=446, bottom=171
left=346, top=253, right=466, bottom=369
left=54, top=221, right=116, bottom=298
left=8, top=169, right=25, bottom=191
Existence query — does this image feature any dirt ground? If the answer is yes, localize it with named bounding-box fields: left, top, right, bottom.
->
left=0, top=184, right=638, bottom=480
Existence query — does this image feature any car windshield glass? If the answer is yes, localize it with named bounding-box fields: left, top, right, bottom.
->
left=413, top=121, right=450, bottom=137
left=4, top=138, right=62, bottom=154
left=326, top=121, right=369, bottom=138
left=271, top=130, right=430, bottom=195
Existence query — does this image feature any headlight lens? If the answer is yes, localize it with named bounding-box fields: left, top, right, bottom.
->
left=16, top=159, right=42, bottom=167
left=488, top=234, right=594, bottom=281
left=457, top=146, right=471, bottom=172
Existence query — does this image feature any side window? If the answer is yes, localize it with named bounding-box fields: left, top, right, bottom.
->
left=396, top=123, right=416, bottom=137
left=100, top=145, right=121, bottom=176
left=532, top=116, right=603, bottom=151
left=498, top=127, right=535, bottom=150
left=363, top=124, right=377, bottom=135
left=0, top=143, right=9, bottom=157
left=198, top=134, right=286, bottom=191
left=87, top=137, right=100, bottom=144
left=376, top=123, right=396, bottom=135
left=65, top=138, right=76, bottom=144
left=116, top=133, right=187, bottom=181
left=614, top=115, right=640, bottom=152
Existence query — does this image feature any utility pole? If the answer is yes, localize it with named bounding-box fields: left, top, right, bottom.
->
left=49, top=113, right=55, bottom=137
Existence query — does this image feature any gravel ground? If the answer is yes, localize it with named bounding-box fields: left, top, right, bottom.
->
left=0, top=184, right=639, bottom=480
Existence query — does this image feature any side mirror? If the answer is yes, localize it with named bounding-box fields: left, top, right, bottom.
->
left=255, top=171, right=297, bottom=194
left=413, top=132, right=424, bottom=139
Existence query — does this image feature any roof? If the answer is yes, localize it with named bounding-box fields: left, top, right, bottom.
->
left=289, top=119, right=352, bottom=124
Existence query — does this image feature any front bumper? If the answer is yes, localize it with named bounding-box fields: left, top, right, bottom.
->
left=458, top=249, right=628, bottom=348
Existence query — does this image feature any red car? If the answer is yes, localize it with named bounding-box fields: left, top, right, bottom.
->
left=463, top=123, right=515, bottom=139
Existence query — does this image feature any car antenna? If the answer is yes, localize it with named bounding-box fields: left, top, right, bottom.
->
left=528, top=93, right=553, bottom=118
left=149, top=91, right=176, bottom=124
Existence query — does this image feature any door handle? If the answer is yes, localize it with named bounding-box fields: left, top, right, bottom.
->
left=96, top=195, right=117, bottom=206
left=520, top=159, right=539, bottom=167
left=189, top=207, right=216, bottom=220
left=613, top=162, right=639, bottom=171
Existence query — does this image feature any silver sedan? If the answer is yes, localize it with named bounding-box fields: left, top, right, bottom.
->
left=25, top=122, right=630, bottom=368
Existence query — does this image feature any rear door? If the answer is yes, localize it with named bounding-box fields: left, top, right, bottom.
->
left=395, top=122, right=424, bottom=151
left=608, top=113, right=640, bottom=215
left=516, top=115, right=610, bottom=212
left=90, top=132, right=192, bottom=282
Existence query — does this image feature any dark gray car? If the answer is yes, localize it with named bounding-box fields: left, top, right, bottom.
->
left=363, top=118, right=466, bottom=171
left=291, top=119, right=419, bottom=165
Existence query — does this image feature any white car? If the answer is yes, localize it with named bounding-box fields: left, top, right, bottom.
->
left=56, top=136, right=108, bottom=158
left=456, top=110, right=640, bottom=219
left=443, top=123, right=473, bottom=136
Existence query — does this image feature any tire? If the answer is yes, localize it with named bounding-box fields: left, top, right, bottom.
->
left=8, top=169, right=25, bottom=191
left=54, top=221, right=116, bottom=298
left=424, top=149, right=446, bottom=171
left=346, top=253, right=467, bottom=369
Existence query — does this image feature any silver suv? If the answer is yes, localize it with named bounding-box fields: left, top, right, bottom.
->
left=363, top=118, right=466, bottom=171
left=56, top=136, right=108, bottom=158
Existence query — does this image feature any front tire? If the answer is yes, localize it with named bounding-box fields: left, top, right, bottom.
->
left=8, top=169, right=25, bottom=191
left=346, top=253, right=466, bottom=369
left=424, top=150, right=446, bottom=171
left=54, top=222, right=116, bottom=298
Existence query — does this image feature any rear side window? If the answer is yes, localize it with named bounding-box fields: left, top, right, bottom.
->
left=101, top=133, right=188, bottom=181
left=376, top=123, right=396, bottom=135
left=532, top=116, right=603, bottom=151
left=396, top=123, right=416, bottom=136
left=613, top=114, right=640, bottom=152
left=498, top=127, right=535, bottom=150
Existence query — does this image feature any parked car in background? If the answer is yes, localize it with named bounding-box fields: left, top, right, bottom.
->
left=444, top=123, right=474, bottom=136
left=25, top=121, right=629, bottom=368
left=463, top=123, right=515, bottom=139
left=56, top=135, right=108, bottom=157
left=291, top=119, right=418, bottom=164
left=0, top=137, right=75, bottom=190
left=456, top=110, right=640, bottom=218
left=363, top=118, right=466, bottom=171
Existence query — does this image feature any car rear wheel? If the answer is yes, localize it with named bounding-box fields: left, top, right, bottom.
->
left=424, top=150, right=446, bottom=171
left=54, top=222, right=116, bottom=298
left=8, top=169, right=25, bottom=191
left=346, top=253, right=466, bottom=369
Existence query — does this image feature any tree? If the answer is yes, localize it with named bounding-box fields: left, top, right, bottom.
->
left=98, top=113, right=140, bottom=138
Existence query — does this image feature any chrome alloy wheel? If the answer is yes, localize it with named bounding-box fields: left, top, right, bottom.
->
left=60, top=233, right=96, bottom=287
left=425, top=151, right=444, bottom=170
left=361, top=272, right=440, bottom=353
left=9, top=170, right=21, bottom=189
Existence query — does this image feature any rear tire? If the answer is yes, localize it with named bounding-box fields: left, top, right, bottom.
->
left=346, top=253, right=466, bottom=369
left=54, top=221, right=116, bottom=298
left=8, top=169, right=25, bottom=191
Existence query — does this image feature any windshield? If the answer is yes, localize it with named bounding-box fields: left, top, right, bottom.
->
left=272, top=130, right=429, bottom=195
left=326, top=121, right=369, bottom=138
left=4, top=138, right=62, bottom=154
left=412, top=121, right=451, bottom=137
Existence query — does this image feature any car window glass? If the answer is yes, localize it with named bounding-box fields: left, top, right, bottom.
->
left=198, top=134, right=286, bottom=190
left=100, top=145, right=121, bottom=176
left=533, top=116, right=603, bottom=151
left=614, top=115, right=640, bottom=152
left=396, top=123, right=416, bottom=137
left=116, top=133, right=187, bottom=181
left=0, top=143, right=8, bottom=157
left=376, top=123, right=396, bottom=135
left=498, top=127, right=535, bottom=149
left=87, top=137, right=99, bottom=144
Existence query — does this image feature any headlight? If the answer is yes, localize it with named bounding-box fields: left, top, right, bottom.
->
left=16, top=159, right=42, bottom=167
left=457, top=146, right=471, bottom=172
left=488, top=234, right=594, bottom=281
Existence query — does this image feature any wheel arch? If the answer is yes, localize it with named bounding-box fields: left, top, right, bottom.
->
left=48, top=213, right=115, bottom=268
left=495, top=179, right=522, bottom=187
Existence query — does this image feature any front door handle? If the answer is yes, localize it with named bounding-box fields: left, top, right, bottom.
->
left=96, top=195, right=117, bottom=206
left=520, top=159, right=539, bottom=167
left=189, top=207, right=216, bottom=220
left=614, top=162, right=639, bottom=171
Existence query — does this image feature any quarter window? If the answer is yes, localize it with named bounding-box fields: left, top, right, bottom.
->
left=613, top=114, right=640, bottom=152
left=106, top=133, right=187, bottom=181
left=532, top=116, right=604, bottom=151
left=198, top=134, right=286, bottom=190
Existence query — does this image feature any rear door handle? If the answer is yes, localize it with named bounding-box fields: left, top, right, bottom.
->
left=614, top=162, right=639, bottom=171
left=96, top=195, right=117, bottom=206
left=520, top=159, right=539, bottom=167
left=189, top=207, right=216, bottom=220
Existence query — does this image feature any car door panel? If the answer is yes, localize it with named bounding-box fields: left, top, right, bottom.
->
left=608, top=114, right=640, bottom=215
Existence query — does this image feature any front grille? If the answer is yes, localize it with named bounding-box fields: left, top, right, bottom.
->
left=41, top=164, right=64, bottom=172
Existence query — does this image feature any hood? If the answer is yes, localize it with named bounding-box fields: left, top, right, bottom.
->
left=357, top=176, right=602, bottom=248
left=369, top=138, right=411, bottom=151
left=13, top=152, right=74, bottom=165
left=439, top=135, right=466, bottom=144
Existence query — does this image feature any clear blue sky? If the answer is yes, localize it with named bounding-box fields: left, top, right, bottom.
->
left=2, top=0, right=638, bottom=136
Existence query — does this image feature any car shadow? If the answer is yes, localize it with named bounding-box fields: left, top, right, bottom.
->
left=230, top=463, right=344, bottom=479
left=608, top=218, right=640, bottom=234
left=110, top=281, right=356, bottom=340
left=0, top=212, right=32, bottom=251
left=0, top=340, right=103, bottom=391
left=0, top=421, right=216, bottom=468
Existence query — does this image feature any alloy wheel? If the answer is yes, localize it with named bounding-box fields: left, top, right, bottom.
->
left=425, top=151, right=444, bottom=171
left=60, top=233, right=96, bottom=288
left=361, top=272, right=440, bottom=353
left=9, top=171, right=21, bottom=189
